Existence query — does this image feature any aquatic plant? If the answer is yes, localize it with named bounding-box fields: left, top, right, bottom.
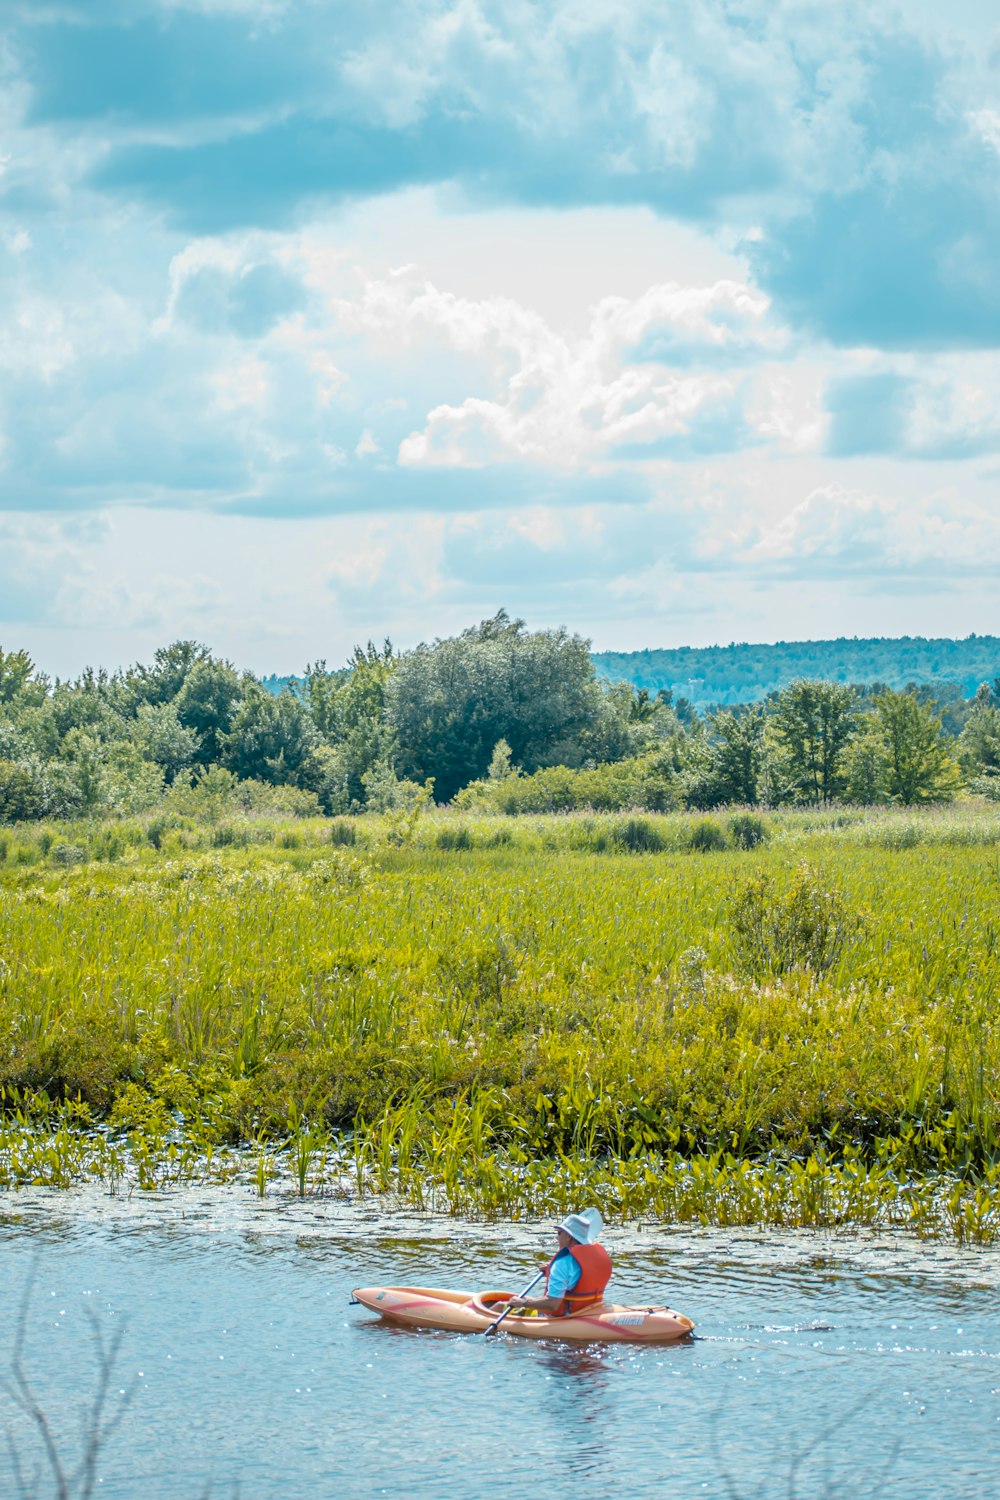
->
left=1, top=805, right=999, bottom=1239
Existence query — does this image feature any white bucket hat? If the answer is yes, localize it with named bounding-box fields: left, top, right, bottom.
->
left=556, top=1206, right=603, bottom=1244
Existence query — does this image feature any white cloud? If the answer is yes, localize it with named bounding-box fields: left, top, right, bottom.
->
left=338, top=269, right=789, bottom=468
left=747, top=482, right=1000, bottom=576
left=3, top=227, right=31, bottom=255
left=212, top=354, right=269, bottom=410
left=970, top=108, right=1000, bottom=156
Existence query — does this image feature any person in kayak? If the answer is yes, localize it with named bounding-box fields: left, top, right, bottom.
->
left=508, top=1208, right=612, bottom=1317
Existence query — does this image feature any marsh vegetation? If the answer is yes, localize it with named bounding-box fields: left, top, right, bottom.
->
left=1, top=802, right=999, bottom=1242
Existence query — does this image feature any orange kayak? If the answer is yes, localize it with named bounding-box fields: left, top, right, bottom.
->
left=352, top=1285, right=694, bottom=1344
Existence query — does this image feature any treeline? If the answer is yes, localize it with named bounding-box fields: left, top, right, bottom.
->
left=1, top=613, right=999, bottom=823
left=593, top=634, right=1000, bottom=707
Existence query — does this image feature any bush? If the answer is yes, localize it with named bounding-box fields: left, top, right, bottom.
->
left=90, top=827, right=128, bottom=861
left=728, top=812, right=769, bottom=850
left=0, top=759, right=52, bottom=822
left=689, top=817, right=727, bottom=852
left=52, top=842, right=86, bottom=866
left=239, top=781, right=321, bottom=818
left=879, top=822, right=921, bottom=850
left=436, top=825, right=474, bottom=850
left=329, top=819, right=358, bottom=846
left=147, top=816, right=169, bottom=849
left=729, top=863, right=866, bottom=980
left=613, top=817, right=665, bottom=853
left=211, top=821, right=251, bottom=848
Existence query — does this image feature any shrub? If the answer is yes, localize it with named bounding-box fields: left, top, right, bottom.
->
left=729, top=863, right=866, bottom=980
left=879, top=822, right=921, bottom=850
left=147, top=816, right=169, bottom=849
left=676, top=945, right=709, bottom=1001
left=613, top=817, right=665, bottom=853
left=211, top=822, right=250, bottom=848
left=970, top=771, right=1000, bottom=802
left=52, top=842, right=86, bottom=866
left=90, top=828, right=126, bottom=861
left=239, top=781, right=321, bottom=818
left=329, top=819, right=358, bottom=846
left=0, top=759, right=51, bottom=822
left=728, top=812, right=769, bottom=849
left=436, top=825, right=474, bottom=850
left=689, top=817, right=727, bottom=852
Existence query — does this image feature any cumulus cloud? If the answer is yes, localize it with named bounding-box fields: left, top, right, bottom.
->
left=1, top=1, right=991, bottom=346
left=0, top=513, right=113, bottom=627
left=745, top=483, right=1000, bottom=580
left=825, top=358, right=1000, bottom=459
left=335, top=269, right=790, bottom=469
left=3, top=0, right=1000, bottom=664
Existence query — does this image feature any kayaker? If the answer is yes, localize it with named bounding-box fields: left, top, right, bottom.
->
left=508, top=1208, right=612, bottom=1317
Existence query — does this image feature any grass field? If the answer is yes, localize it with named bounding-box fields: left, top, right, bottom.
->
left=1, top=804, right=999, bottom=1241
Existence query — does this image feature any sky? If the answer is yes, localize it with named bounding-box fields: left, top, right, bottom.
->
left=1, top=0, right=1000, bottom=678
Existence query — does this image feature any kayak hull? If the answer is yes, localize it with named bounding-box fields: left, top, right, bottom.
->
left=352, top=1285, right=694, bottom=1345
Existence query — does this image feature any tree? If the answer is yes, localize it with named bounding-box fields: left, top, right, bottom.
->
left=174, top=658, right=245, bottom=765
left=121, top=641, right=212, bottom=709
left=957, top=682, right=1000, bottom=775
left=874, top=689, right=962, bottom=804
left=842, top=720, right=889, bottom=804
left=770, top=681, right=855, bottom=805
left=321, top=642, right=396, bottom=806
left=134, top=702, right=199, bottom=782
left=221, top=686, right=319, bottom=786
left=17, top=675, right=124, bottom=758
left=0, top=647, right=35, bottom=704
left=0, top=759, right=52, bottom=821
left=58, top=729, right=109, bottom=813
left=386, top=612, right=600, bottom=802
left=687, top=708, right=766, bottom=807
left=303, top=659, right=346, bottom=739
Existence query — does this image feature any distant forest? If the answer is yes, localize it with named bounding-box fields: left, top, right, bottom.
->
left=592, top=635, right=1000, bottom=708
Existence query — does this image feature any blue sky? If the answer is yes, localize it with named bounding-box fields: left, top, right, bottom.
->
left=2, top=0, right=999, bottom=676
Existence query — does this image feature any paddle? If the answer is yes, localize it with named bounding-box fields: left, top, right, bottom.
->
left=483, top=1269, right=545, bottom=1338
left=483, top=1207, right=604, bottom=1336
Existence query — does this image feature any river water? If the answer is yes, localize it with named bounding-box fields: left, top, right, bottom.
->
left=1, top=1186, right=998, bottom=1499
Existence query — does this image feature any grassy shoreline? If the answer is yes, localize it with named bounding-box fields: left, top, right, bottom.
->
left=2, top=804, right=999, bottom=1242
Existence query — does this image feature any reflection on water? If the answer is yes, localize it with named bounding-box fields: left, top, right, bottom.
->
left=1, top=1186, right=999, bottom=1499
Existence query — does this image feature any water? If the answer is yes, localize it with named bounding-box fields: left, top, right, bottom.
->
left=2, top=1187, right=999, bottom=1499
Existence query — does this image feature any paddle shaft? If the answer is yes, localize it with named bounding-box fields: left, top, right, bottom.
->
left=484, top=1269, right=545, bottom=1337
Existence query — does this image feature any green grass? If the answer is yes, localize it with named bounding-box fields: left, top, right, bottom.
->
left=1, top=803, right=999, bottom=1241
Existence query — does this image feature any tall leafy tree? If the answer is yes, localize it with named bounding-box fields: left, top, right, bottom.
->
left=386, top=612, right=599, bottom=802
left=770, top=681, right=855, bottom=805
left=322, top=642, right=396, bottom=806
left=0, top=648, right=36, bottom=704
left=174, top=658, right=246, bottom=765
left=874, top=689, right=962, bottom=804
left=121, top=641, right=213, bottom=709
left=842, top=721, right=889, bottom=804
left=957, top=682, right=1000, bottom=775
left=134, top=702, right=200, bottom=782
left=221, top=686, right=319, bottom=786
left=687, top=708, right=766, bottom=807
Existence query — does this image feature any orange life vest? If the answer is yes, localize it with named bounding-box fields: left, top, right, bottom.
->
left=544, top=1242, right=612, bottom=1316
